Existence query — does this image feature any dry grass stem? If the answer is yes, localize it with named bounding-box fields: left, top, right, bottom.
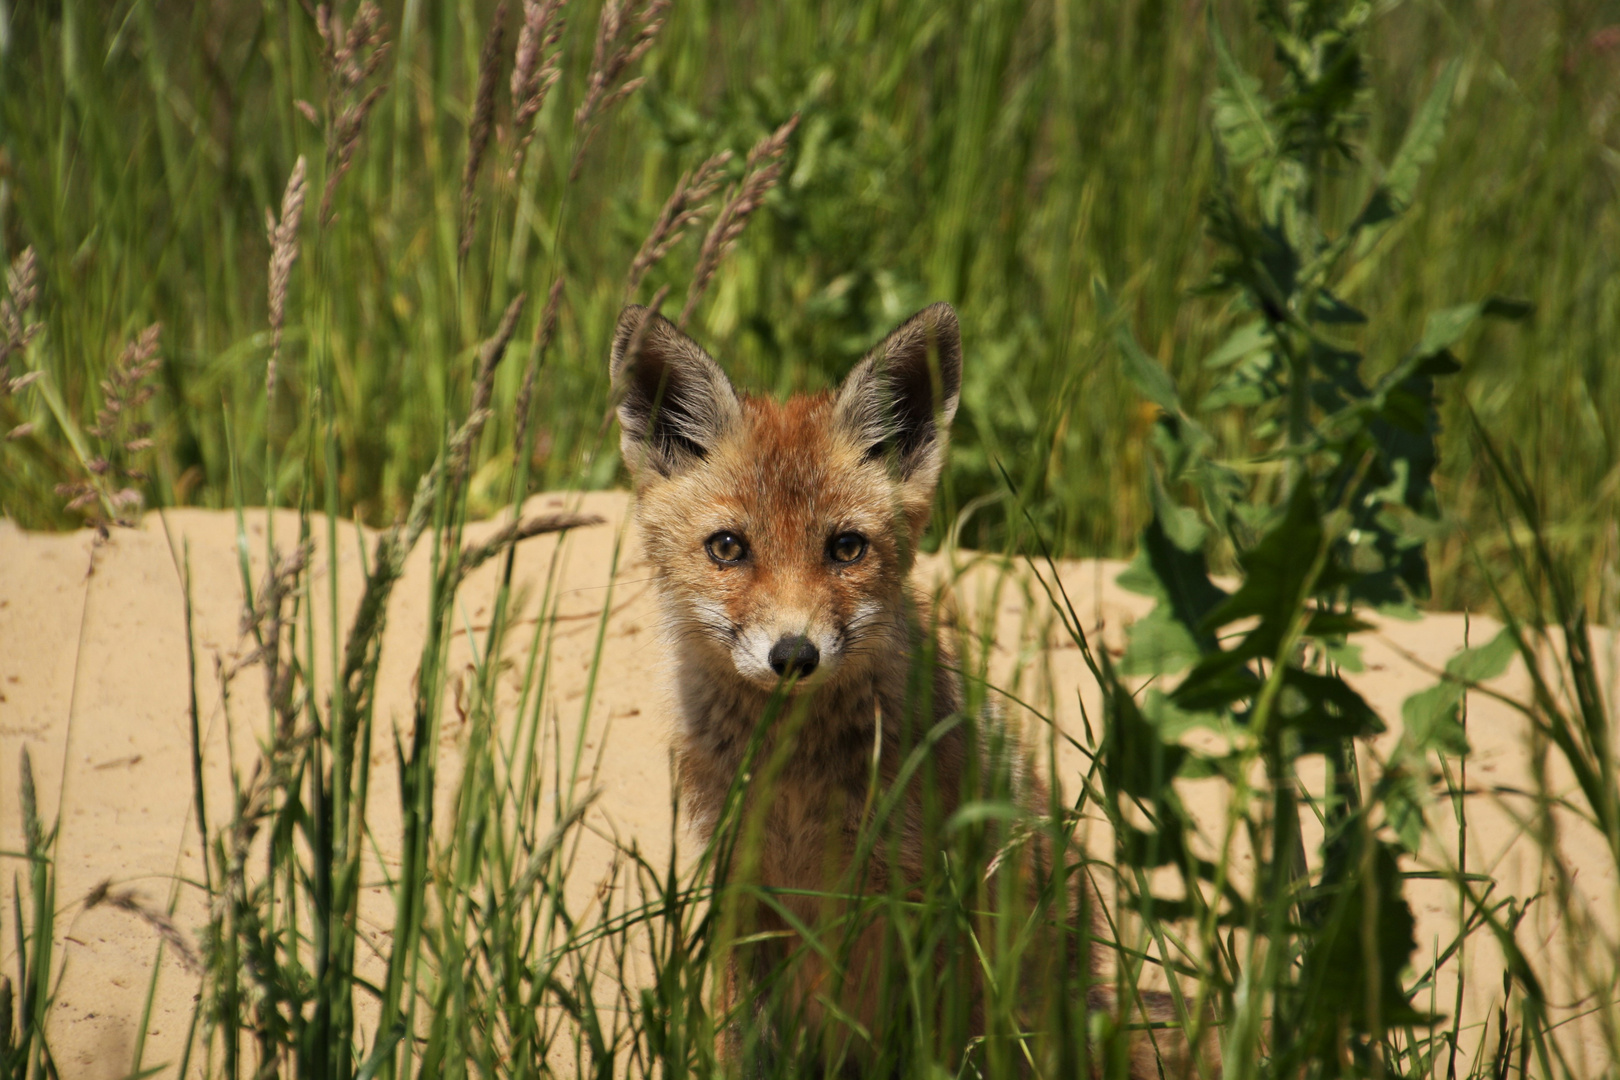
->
left=515, top=275, right=565, bottom=459
left=625, top=149, right=734, bottom=301
left=459, top=0, right=509, bottom=264
left=265, top=155, right=307, bottom=407
left=458, top=511, right=606, bottom=577
left=570, top=0, right=670, bottom=180
left=84, top=880, right=203, bottom=974
left=509, top=0, right=568, bottom=182
left=679, top=114, right=800, bottom=328
left=315, top=2, right=390, bottom=225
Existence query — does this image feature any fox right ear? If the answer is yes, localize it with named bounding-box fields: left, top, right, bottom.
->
left=834, top=302, right=962, bottom=489
left=610, top=306, right=741, bottom=477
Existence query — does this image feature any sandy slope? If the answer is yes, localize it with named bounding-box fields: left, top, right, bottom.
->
left=0, top=491, right=1614, bottom=1076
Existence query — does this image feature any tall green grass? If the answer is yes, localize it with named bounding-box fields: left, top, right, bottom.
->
left=0, top=0, right=1615, bottom=609
left=0, top=1, right=1615, bottom=1078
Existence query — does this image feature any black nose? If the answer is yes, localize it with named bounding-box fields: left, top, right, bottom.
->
left=768, top=635, right=820, bottom=678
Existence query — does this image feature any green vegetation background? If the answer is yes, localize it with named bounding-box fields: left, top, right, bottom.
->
left=2, top=0, right=1615, bottom=609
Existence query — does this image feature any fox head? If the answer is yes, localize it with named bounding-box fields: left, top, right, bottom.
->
left=611, top=303, right=962, bottom=693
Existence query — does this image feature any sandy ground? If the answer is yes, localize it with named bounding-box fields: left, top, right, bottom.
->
left=1, top=491, right=1615, bottom=1076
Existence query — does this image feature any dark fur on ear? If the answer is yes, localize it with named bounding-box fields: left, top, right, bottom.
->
left=611, top=305, right=742, bottom=477
left=834, top=302, right=963, bottom=488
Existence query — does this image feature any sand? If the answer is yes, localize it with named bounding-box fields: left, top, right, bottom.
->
left=0, top=491, right=1614, bottom=1076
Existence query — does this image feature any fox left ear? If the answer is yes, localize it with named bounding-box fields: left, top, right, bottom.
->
left=611, top=305, right=741, bottom=479
left=834, top=302, right=962, bottom=493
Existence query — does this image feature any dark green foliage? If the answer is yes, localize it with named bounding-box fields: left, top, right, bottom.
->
left=1096, top=2, right=1545, bottom=1075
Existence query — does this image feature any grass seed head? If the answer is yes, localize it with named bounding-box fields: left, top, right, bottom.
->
left=571, top=0, right=670, bottom=179
left=265, top=155, right=307, bottom=407
left=315, top=2, right=390, bottom=225
left=680, top=114, right=800, bottom=328
left=0, top=246, right=40, bottom=366
left=459, top=1, right=509, bottom=264
left=509, top=0, right=567, bottom=181
left=1, top=247, right=43, bottom=441
left=57, top=324, right=163, bottom=530
left=626, top=149, right=734, bottom=301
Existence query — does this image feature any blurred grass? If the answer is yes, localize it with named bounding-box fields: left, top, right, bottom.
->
left=0, top=0, right=1615, bottom=612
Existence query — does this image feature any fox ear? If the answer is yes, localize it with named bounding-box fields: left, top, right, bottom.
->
left=834, top=302, right=962, bottom=489
left=611, top=305, right=741, bottom=477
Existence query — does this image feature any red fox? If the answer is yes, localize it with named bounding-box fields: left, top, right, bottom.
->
left=610, top=302, right=1210, bottom=1077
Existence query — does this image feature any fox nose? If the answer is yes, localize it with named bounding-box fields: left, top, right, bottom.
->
left=768, top=635, right=820, bottom=679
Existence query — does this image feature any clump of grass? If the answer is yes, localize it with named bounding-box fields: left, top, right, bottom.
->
left=1, top=750, right=58, bottom=1076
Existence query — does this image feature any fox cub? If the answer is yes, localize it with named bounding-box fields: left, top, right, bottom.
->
left=611, top=303, right=1205, bottom=1076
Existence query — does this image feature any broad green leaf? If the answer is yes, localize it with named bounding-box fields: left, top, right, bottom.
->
left=1445, top=626, right=1517, bottom=683
left=1384, top=764, right=1431, bottom=854
left=1107, top=687, right=1187, bottom=800
left=1406, top=297, right=1525, bottom=365
left=1394, top=627, right=1513, bottom=760
left=1400, top=682, right=1469, bottom=757
left=1119, top=509, right=1228, bottom=677
left=1321, top=637, right=1366, bottom=673
left=1200, top=365, right=1278, bottom=411
left=1115, top=815, right=1216, bottom=881
left=1201, top=480, right=1323, bottom=642
left=1150, top=471, right=1206, bottom=552
left=1208, top=13, right=1276, bottom=169
left=1295, top=838, right=1436, bottom=1045
left=1142, top=687, right=1225, bottom=739
left=1385, top=60, right=1461, bottom=210
left=1119, top=603, right=1203, bottom=677
left=1417, top=302, right=1488, bottom=358
left=1356, top=59, right=1461, bottom=236
left=1172, top=652, right=1262, bottom=713
left=1202, top=320, right=1271, bottom=369
left=1095, top=278, right=1180, bottom=413
left=1280, top=667, right=1385, bottom=741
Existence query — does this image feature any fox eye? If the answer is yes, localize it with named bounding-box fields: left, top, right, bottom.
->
left=828, top=532, right=868, bottom=565
left=705, top=531, right=748, bottom=565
